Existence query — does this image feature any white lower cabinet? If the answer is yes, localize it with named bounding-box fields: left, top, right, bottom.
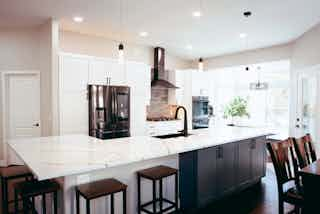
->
left=147, top=121, right=183, bottom=136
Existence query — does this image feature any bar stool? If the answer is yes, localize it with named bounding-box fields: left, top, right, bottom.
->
left=14, top=179, right=60, bottom=214
left=76, top=178, right=127, bottom=214
left=0, top=165, right=33, bottom=214
left=137, top=165, right=178, bottom=214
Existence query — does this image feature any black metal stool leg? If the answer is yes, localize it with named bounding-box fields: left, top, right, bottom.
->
left=86, top=199, right=90, bottom=214
left=76, top=189, right=80, bottom=214
left=22, top=197, right=28, bottom=214
left=159, top=179, right=163, bottom=213
left=31, top=196, right=36, bottom=214
left=53, top=191, right=58, bottom=214
left=14, top=189, right=19, bottom=214
left=137, top=175, right=141, bottom=214
left=2, top=177, right=8, bottom=214
left=175, top=173, right=178, bottom=211
left=153, top=180, right=156, bottom=213
left=123, top=189, right=127, bottom=214
left=42, top=193, right=46, bottom=214
left=111, top=193, right=114, bottom=214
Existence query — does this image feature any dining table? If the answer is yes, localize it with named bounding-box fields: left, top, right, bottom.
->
left=299, top=159, right=320, bottom=213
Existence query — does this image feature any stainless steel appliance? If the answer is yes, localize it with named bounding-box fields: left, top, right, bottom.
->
left=192, top=96, right=209, bottom=129
left=88, top=85, right=130, bottom=139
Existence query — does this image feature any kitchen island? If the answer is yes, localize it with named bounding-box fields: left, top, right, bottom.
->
left=8, top=126, right=272, bottom=213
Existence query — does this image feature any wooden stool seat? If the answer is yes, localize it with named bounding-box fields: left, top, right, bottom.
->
left=77, top=178, right=127, bottom=200
left=14, top=179, right=60, bottom=198
left=14, top=180, right=60, bottom=214
left=76, top=178, right=127, bottom=214
left=0, top=165, right=33, bottom=214
left=137, top=165, right=178, bottom=180
left=0, top=165, right=32, bottom=179
left=137, top=165, right=179, bottom=214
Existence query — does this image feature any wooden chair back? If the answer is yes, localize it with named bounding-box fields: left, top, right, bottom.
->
left=267, top=139, right=299, bottom=187
left=293, top=133, right=317, bottom=168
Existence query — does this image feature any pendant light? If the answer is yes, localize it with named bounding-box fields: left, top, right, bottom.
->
left=118, top=43, right=124, bottom=64
left=198, top=58, right=204, bottom=71
left=118, top=0, right=125, bottom=64
left=249, top=66, right=269, bottom=90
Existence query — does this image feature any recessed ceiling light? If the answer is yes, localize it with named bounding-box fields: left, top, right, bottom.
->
left=139, top=32, right=148, bottom=37
left=73, top=16, right=84, bottom=23
left=192, top=11, right=202, bottom=17
left=186, top=45, right=193, bottom=50
left=239, top=33, right=247, bottom=38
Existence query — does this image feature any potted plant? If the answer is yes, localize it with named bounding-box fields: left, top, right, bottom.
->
left=223, top=96, right=250, bottom=126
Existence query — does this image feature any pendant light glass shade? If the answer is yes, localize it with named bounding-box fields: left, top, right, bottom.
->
left=198, top=58, right=204, bottom=71
left=118, top=43, right=124, bottom=64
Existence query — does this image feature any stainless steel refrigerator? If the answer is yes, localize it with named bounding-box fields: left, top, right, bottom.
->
left=88, top=85, right=130, bottom=139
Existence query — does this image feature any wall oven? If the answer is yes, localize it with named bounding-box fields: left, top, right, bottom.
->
left=192, top=96, right=210, bottom=129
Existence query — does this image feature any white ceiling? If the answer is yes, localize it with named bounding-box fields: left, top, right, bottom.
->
left=1, top=0, right=320, bottom=59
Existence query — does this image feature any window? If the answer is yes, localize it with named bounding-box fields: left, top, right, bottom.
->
left=208, top=61, right=290, bottom=136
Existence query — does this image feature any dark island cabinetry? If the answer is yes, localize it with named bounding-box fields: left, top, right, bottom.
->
left=179, top=136, right=266, bottom=211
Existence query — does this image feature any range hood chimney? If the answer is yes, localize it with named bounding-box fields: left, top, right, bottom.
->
left=151, top=47, right=178, bottom=89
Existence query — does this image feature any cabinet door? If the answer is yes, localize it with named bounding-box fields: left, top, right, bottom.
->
left=126, top=62, right=150, bottom=135
left=60, top=55, right=89, bottom=92
left=109, top=59, right=126, bottom=85
left=192, top=71, right=209, bottom=96
left=237, top=140, right=252, bottom=185
left=89, top=58, right=108, bottom=85
left=252, top=137, right=267, bottom=179
left=217, top=143, right=236, bottom=196
left=179, top=151, right=197, bottom=210
left=197, top=147, right=218, bottom=207
left=60, top=91, right=88, bottom=135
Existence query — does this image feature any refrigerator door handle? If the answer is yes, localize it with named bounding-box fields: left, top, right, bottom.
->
left=115, top=89, right=118, bottom=123
left=112, top=87, right=116, bottom=124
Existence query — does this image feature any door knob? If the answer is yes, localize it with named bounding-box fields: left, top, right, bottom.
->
left=33, top=123, right=40, bottom=127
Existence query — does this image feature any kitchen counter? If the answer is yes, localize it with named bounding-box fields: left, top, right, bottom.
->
left=8, top=126, right=273, bottom=214
left=8, top=126, right=272, bottom=181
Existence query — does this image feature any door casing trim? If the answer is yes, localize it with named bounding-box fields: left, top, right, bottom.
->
left=1, top=70, right=40, bottom=166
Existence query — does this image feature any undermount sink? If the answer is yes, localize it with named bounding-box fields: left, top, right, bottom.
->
left=153, top=133, right=193, bottom=139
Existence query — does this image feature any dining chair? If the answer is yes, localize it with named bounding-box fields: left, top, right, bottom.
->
left=267, top=139, right=304, bottom=214
left=293, top=133, right=317, bottom=168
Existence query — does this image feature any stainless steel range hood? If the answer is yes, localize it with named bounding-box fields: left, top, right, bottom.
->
left=151, top=47, right=178, bottom=89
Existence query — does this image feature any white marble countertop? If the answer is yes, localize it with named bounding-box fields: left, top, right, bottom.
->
left=8, top=126, right=273, bottom=180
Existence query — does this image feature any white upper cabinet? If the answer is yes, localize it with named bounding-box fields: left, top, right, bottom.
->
left=88, top=58, right=126, bottom=86
left=60, top=55, right=89, bottom=92
left=126, top=62, right=151, bottom=99
left=59, top=53, right=151, bottom=136
left=88, top=58, right=108, bottom=85
left=192, top=70, right=210, bottom=96
left=108, top=59, right=126, bottom=86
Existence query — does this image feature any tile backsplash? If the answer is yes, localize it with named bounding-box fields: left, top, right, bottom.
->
left=147, top=88, right=177, bottom=119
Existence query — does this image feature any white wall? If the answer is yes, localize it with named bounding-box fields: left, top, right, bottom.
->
left=291, top=24, right=320, bottom=71
left=289, top=23, right=320, bottom=135
left=59, top=30, right=191, bottom=70
left=201, top=22, right=320, bottom=136
left=201, top=43, right=293, bottom=70
left=0, top=28, right=40, bottom=161
left=0, top=20, right=59, bottom=163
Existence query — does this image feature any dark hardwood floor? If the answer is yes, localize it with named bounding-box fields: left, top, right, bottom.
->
left=182, top=163, right=293, bottom=214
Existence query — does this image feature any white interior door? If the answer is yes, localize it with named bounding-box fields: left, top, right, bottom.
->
left=4, top=72, right=41, bottom=165
left=295, top=66, right=320, bottom=153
